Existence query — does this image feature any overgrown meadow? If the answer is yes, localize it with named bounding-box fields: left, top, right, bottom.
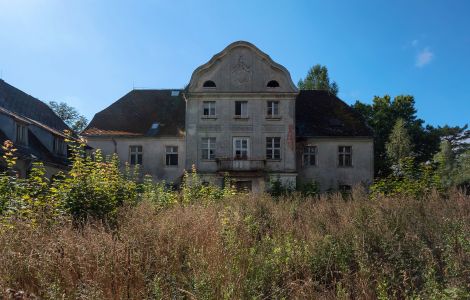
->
left=0, top=139, right=469, bottom=299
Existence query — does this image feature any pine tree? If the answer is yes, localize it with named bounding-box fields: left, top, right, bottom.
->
left=386, top=118, right=412, bottom=170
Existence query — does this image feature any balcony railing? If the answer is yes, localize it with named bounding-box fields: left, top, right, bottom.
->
left=216, top=158, right=266, bottom=172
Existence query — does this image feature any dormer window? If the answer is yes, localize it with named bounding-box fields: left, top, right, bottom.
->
left=203, top=80, right=216, bottom=88
left=15, top=123, right=28, bottom=145
left=53, top=136, right=66, bottom=156
left=267, top=80, right=280, bottom=88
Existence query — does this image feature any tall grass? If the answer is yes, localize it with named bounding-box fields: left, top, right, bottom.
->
left=1, top=189, right=469, bottom=299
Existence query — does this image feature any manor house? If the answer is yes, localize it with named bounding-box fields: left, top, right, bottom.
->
left=82, top=41, right=373, bottom=192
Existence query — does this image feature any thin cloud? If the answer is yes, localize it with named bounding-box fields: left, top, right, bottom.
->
left=416, top=48, right=434, bottom=67
left=411, top=39, right=419, bottom=47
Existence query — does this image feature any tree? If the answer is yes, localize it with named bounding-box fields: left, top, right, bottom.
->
left=386, top=118, right=412, bottom=167
left=434, top=140, right=456, bottom=188
left=298, top=64, right=339, bottom=95
left=352, top=95, right=441, bottom=176
left=48, top=101, right=88, bottom=133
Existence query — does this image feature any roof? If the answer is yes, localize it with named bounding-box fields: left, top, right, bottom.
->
left=83, top=89, right=185, bottom=137
left=0, top=79, right=70, bottom=134
left=296, top=90, right=373, bottom=137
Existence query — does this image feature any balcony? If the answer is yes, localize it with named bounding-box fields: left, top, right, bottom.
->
left=216, top=158, right=266, bottom=172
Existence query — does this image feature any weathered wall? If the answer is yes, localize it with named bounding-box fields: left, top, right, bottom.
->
left=296, top=138, right=374, bottom=191
left=86, top=137, right=186, bottom=183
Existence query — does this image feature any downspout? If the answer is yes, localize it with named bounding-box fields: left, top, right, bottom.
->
left=112, top=137, right=117, bottom=153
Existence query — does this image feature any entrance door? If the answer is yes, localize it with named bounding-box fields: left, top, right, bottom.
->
left=233, top=137, right=250, bottom=160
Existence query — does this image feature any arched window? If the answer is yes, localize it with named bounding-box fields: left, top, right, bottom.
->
left=267, top=80, right=280, bottom=88
left=203, top=80, right=216, bottom=88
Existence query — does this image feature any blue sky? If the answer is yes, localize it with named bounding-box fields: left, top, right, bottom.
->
left=0, top=0, right=469, bottom=126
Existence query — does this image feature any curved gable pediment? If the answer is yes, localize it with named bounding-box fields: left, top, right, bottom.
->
left=188, top=41, right=298, bottom=93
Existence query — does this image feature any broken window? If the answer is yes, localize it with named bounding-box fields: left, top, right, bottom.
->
left=166, top=146, right=178, bottom=166
left=235, top=101, right=248, bottom=118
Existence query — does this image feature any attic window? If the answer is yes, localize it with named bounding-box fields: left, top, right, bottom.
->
left=151, top=123, right=159, bottom=129
left=171, top=90, right=180, bottom=96
left=203, top=80, right=216, bottom=88
left=267, top=80, right=280, bottom=88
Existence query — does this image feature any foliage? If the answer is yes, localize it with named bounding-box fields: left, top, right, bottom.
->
left=386, top=118, right=412, bottom=168
left=298, top=64, right=339, bottom=95
left=48, top=101, right=88, bottom=133
left=268, top=177, right=294, bottom=198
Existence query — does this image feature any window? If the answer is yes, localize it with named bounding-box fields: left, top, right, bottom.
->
left=201, top=137, right=216, bottom=160
left=267, top=80, right=280, bottom=88
left=166, top=146, right=178, bottom=166
left=129, top=145, right=143, bottom=165
left=202, top=101, right=216, bottom=117
left=267, top=101, right=279, bottom=117
left=53, top=137, right=66, bottom=156
left=235, top=101, right=248, bottom=118
left=171, top=90, right=180, bottom=96
left=339, top=184, right=352, bottom=193
left=203, top=80, right=216, bottom=88
left=338, top=146, right=352, bottom=167
left=15, top=123, right=28, bottom=145
left=303, top=146, right=317, bottom=166
left=266, top=137, right=281, bottom=160
left=234, top=137, right=249, bottom=160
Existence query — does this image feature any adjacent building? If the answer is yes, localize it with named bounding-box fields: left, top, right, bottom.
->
left=83, top=41, right=374, bottom=192
left=0, top=79, right=71, bottom=177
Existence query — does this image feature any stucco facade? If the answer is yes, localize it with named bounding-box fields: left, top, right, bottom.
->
left=83, top=41, right=374, bottom=192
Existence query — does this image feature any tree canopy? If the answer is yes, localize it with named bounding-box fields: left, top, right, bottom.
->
left=298, top=64, right=339, bottom=95
left=48, top=101, right=88, bottom=134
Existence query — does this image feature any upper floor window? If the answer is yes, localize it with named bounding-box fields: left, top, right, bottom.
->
left=338, top=146, right=352, bottom=167
left=267, top=80, right=280, bottom=88
left=266, top=137, right=281, bottom=160
left=203, top=80, right=216, bottom=88
left=201, top=137, right=216, bottom=160
left=203, top=101, right=216, bottom=117
left=267, top=101, right=279, bottom=117
left=15, top=123, right=28, bottom=145
left=303, top=146, right=317, bottom=166
left=235, top=101, right=248, bottom=118
left=129, top=145, right=143, bottom=165
left=53, top=136, right=66, bottom=156
left=166, top=146, right=178, bottom=166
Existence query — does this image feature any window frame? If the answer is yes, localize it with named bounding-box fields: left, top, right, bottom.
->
left=234, top=101, right=248, bottom=118
left=201, top=137, right=216, bottom=160
left=267, top=101, right=280, bottom=118
left=303, top=145, right=317, bottom=167
left=338, top=145, right=353, bottom=167
left=165, top=145, right=179, bottom=167
left=233, top=137, right=249, bottom=160
left=129, top=145, right=143, bottom=166
left=202, top=101, right=216, bottom=118
left=266, top=137, right=281, bottom=160
left=53, top=136, right=67, bottom=156
left=15, top=123, right=28, bottom=146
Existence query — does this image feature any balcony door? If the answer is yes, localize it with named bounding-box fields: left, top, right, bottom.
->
left=233, top=137, right=250, bottom=160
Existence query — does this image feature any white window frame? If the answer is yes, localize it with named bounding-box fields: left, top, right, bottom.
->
left=303, top=145, right=317, bottom=166
left=267, top=101, right=279, bottom=117
left=201, top=137, right=216, bottom=160
left=233, top=137, right=249, bottom=160
left=338, top=146, right=352, bottom=167
left=202, top=101, right=216, bottom=117
left=234, top=101, right=248, bottom=118
left=15, top=123, right=28, bottom=145
left=129, top=145, right=143, bottom=165
left=266, top=137, right=281, bottom=160
left=165, top=146, right=178, bottom=167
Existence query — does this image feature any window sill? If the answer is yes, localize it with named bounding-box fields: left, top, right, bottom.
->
left=265, top=116, right=282, bottom=120
left=266, top=159, right=282, bottom=162
left=201, top=116, right=217, bottom=120
left=337, top=166, right=353, bottom=168
left=233, top=116, right=249, bottom=120
left=165, top=165, right=179, bottom=168
left=201, top=159, right=216, bottom=162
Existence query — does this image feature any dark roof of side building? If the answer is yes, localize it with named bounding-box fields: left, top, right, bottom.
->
left=82, top=89, right=372, bottom=138
left=83, top=89, right=186, bottom=137
left=296, top=90, right=373, bottom=137
left=0, top=79, right=70, bottom=133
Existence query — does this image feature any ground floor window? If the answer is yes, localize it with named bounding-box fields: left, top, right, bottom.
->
left=201, top=137, right=216, bottom=160
left=303, top=145, right=317, bottom=166
left=129, top=145, right=143, bottom=165
left=166, top=146, right=178, bottom=166
left=338, top=146, right=352, bottom=167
